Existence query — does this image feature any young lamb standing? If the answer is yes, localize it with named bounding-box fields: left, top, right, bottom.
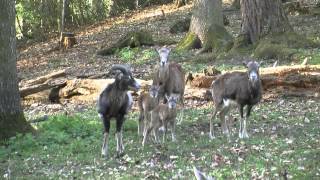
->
left=210, top=61, right=262, bottom=139
left=97, top=65, right=140, bottom=158
left=142, top=94, right=179, bottom=146
left=152, top=47, right=185, bottom=123
left=137, top=85, right=160, bottom=136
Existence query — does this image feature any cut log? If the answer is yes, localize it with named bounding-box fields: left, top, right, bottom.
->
left=60, top=32, right=76, bottom=49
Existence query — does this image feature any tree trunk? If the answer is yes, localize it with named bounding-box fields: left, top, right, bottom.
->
left=231, top=0, right=240, bottom=9
left=177, top=0, right=233, bottom=53
left=0, top=0, right=34, bottom=140
left=61, top=0, right=67, bottom=34
left=240, top=0, right=292, bottom=44
left=92, top=0, right=106, bottom=20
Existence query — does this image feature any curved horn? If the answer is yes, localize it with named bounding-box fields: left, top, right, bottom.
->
left=111, top=64, right=131, bottom=75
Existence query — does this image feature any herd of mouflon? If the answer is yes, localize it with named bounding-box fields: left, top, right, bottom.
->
left=97, top=46, right=262, bottom=159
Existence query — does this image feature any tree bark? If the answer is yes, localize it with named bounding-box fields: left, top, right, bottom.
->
left=240, top=0, right=292, bottom=44
left=92, top=0, right=106, bottom=20
left=0, top=0, right=34, bottom=140
left=177, top=0, right=233, bottom=53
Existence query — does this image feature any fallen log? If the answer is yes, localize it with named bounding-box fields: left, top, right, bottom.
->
left=24, top=69, right=67, bottom=86
left=188, top=65, right=320, bottom=89
left=19, top=69, right=68, bottom=98
left=20, top=79, right=67, bottom=98
left=21, top=65, right=320, bottom=104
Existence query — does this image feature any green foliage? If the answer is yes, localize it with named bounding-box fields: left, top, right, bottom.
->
left=15, top=0, right=110, bottom=38
left=117, top=47, right=157, bottom=65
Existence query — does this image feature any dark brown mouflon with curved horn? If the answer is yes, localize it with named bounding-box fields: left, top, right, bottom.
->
left=97, top=64, right=140, bottom=158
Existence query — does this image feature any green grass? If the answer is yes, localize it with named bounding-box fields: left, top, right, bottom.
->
left=117, top=47, right=157, bottom=65
left=1, top=98, right=320, bottom=179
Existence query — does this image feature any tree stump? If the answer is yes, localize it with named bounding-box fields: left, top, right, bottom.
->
left=60, top=32, right=76, bottom=49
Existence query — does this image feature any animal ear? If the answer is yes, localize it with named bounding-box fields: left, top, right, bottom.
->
left=155, top=46, right=161, bottom=54
left=165, top=94, right=169, bottom=101
left=242, top=61, right=248, bottom=68
left=257, top=61, right=263, bottom=67
left=116, top=72, right=123, bottom=79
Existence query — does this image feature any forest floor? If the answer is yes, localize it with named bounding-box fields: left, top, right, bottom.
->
left=1, top=1, right=320, bottom=179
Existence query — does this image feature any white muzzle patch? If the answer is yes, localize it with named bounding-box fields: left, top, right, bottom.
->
left=249, top=71, right=258, bottom=82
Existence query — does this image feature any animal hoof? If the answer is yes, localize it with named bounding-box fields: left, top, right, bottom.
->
left=243, top=132, right=249, bottom=139
left=209, top=133, right=215, bottom=140
left=101, top=153, right=108, bottom=159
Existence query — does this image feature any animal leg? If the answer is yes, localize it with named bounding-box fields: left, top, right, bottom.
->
left=238, top=105, right=244, bottom=139
left=153, top=128, right=160, bottom=143
left=177, top=96, right=185, bottom=124
left=210, top=107, right=219, bottom=140
left=220, top=106, right=231, bottom=139
left=242, top=105, right=252, bottom=138
left=170, top=119, right=177, bottom=142
left=242, top=117, right=249, bottom=138
left=116, top=115, right=125, bottom=155
left=142, top=126, right=153, bottom=146
left=100, top=114, right=110, bottom=158
left=162, top=124, right=168, bottom=143
left=138, top=112, right=144, bottom=136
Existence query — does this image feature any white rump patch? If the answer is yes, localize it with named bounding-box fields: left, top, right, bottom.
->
left=159, top=126, right=165, bottom=132
left=223, top=98, right=237, bottom=107
left=98, top=113, right=103, bottom=119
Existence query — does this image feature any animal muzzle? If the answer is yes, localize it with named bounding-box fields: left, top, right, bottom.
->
left=130, top=80, right=141, bottom=91
left=249, top=72, right=258, bottom=82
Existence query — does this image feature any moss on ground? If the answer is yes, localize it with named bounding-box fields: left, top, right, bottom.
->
left=97, top=30, right=154, bottom=56
left=176, top=32, right=201, bottom=51
left=254, top=32, right=319, bottom=60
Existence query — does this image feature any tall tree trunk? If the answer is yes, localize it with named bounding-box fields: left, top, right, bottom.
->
left=0, top=0, right=34, bottom=140
left=61, top=0, right=67, bottom=33
left=177, top=0, right=233, bottom=53
left=240, top=0, right=292, bottom=44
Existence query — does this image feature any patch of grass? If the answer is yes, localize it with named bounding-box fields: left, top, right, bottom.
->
left=1, top=98, right=320, bottom=179
left=117, top=47, right=157, bottom=65
left=292, top=48, right=320, bottom=65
